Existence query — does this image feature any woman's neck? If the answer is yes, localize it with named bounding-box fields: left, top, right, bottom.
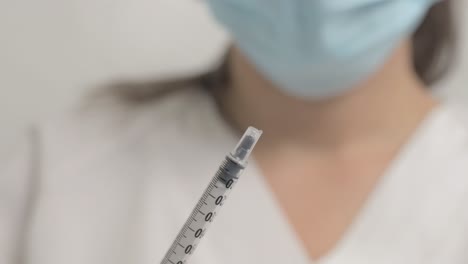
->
left=220, top=42, right=437, bottom=152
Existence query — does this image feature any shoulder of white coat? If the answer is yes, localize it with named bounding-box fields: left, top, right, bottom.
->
left=443, top=103, right=468, bottom=209
left=447, top=102, right=468, bottom=125
left=37, top=84, right=219, bottom=170
left=445, top=103, right=468, bottom=154
left=447, top=104, right=468, bottom=255
left=440, top=104, right=468, bottom=175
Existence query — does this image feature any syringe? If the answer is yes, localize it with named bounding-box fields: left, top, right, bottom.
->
left=160, top=127, right=263, bottom=264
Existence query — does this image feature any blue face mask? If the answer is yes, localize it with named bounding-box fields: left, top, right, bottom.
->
left=207, top=0, right=439, bottom=98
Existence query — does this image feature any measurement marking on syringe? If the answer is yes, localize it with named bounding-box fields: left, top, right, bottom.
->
left=160, top=127, right=262, bottom=264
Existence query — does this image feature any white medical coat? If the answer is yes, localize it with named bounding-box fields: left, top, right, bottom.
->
left=2, top=87, right=468, bottom=264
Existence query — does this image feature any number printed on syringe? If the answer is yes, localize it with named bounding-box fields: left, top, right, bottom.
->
left=160, top=127, right=263, bottom=264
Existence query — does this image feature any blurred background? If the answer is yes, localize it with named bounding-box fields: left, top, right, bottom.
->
left=0, top=0, right=467, bottom=149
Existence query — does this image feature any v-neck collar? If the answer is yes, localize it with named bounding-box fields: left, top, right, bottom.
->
left=225, top=104, right=460, bottom=264
left=204, top=84, right=466, bottom=263
left=316, top=104, right=467, bottom=264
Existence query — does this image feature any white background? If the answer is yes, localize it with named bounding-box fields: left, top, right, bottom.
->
left=0, top=0, right=467, bottom=147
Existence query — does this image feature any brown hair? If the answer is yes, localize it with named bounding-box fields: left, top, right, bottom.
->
left=412, top=0, right=456, bottom=85
left=108, top=0, right=456, bottom=103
